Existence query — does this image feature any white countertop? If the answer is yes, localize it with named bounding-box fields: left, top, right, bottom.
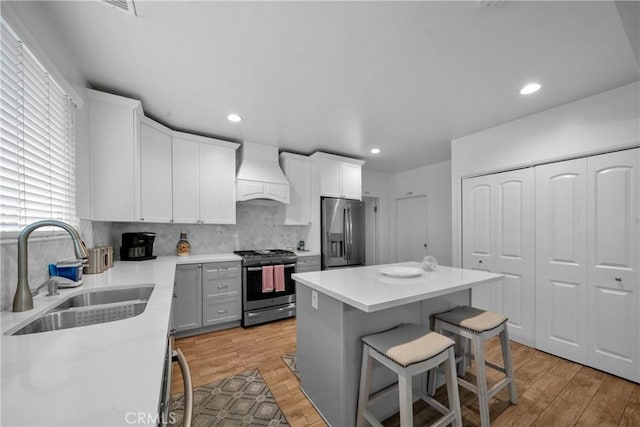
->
left=293, top=250, right=320, bottom=257
left=292, top=262, right=504, bottom=313
left=1, top=253, right=240, bottom=426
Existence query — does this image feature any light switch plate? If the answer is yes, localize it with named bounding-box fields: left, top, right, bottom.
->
left=311, top=290, right=318, bottom=309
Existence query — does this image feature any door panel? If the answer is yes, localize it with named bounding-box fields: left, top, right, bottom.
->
left=395, top=195, right=428, bottom=262
left=501, top=273, right=523, bottom=329
left=174, top=264, right=202, bottom=332
left=535, top=158, right=588, bottom=362
left=499, top=181, right=524, bottom=259
left=322, top=197, right=347, bottom=267
left=463, top=168, right=534, bottom=345
left=587, top=148, right=639, bottom=381
left=493, top=169, right=535, bottom=346
left=549, top=280, right=581, bottom=346
left=172, top=138, right=200, bottom=224
left=463, top=180, right=494, bottom=312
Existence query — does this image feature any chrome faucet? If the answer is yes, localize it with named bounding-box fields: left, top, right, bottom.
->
left=12, top=220, right=88, bottom=312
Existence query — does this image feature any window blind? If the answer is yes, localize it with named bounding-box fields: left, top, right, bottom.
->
left=0, top=18, right=77, bottom=234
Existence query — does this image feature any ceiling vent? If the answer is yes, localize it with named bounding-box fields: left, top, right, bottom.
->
left=102, top=0, right=137, bottom=16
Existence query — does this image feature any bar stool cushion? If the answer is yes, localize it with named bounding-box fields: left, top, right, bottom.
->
left=436, top=306, right=507, bottom=333
left=362, top=324, right=455, bottom=367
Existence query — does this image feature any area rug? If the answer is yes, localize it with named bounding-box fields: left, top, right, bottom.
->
left=170, top=368, right=289, bottom=427
left=281, top=352, right=300, bottom=380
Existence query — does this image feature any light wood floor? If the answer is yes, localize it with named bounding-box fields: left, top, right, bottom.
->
left=172, top=318, right=640, bottom=426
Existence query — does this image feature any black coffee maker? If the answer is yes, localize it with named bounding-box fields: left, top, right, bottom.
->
left=120, top=232, right=157, bottom=261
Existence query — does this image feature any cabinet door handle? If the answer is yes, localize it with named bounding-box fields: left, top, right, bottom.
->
left=615, top=277, right=622, bottom=282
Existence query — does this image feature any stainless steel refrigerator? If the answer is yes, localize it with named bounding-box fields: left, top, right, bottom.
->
left=321, top=197, right=365, bottom=269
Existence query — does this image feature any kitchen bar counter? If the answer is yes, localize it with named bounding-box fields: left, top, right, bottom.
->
left=1, top=253, right=240, bottom=426
left=292, top=262, right=504, bottom=426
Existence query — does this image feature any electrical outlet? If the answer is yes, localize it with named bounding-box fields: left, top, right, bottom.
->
left=311, top=290, right=318, bottom=310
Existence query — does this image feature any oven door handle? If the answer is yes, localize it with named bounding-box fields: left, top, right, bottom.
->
left=247, top=303, right=296, bottom=317
left=172, top=349, right=193, bottom=427
left=247, top=263, right=296, bottom=272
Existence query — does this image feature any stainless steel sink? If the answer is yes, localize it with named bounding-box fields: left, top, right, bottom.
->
left=10, top=285, right=154, bottom=335
left=53, top=286, right=154, bottom=309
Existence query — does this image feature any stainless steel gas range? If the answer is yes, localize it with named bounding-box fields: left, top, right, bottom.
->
left=233, top=249, right=297, bottom=327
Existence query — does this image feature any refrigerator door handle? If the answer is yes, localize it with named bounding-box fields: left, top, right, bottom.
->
left=347, top=207, right=352, bottom=261
left=343, top=208, right=347, bottom=260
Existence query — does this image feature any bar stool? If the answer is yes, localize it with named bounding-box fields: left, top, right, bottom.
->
left=429, top=306, right=517, bottom=427
left=356, top=323, right=462, bottom=427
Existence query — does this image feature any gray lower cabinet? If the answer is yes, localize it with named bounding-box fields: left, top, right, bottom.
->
left=173, top=264, right=203, bottom=332
left=297, top=255, right=321, bottom=273
left=173, top=261, right=241, bottom=334
left=202, top=262, right=241, bottom=326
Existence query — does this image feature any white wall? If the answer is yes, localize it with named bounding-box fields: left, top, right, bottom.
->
left=362, top=168, right=392, bottom=264
left=451, top=81, right=640, bottom=267
left=389, top=160, right=452, bottom=267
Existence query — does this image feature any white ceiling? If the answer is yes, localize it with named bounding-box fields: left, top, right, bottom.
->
left=36, top=1, right=639, bottom=173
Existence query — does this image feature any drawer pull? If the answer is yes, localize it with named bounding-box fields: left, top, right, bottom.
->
left=217, top=309, right=227, bottom=314
left=217, top=285, right=228, bottom=289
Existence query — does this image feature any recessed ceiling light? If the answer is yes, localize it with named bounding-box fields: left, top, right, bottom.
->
left=370, top=148, right=381, bottom=154
left=520, top=83, right=541, bottom=95
left=227, top=114, right=242, bottom=122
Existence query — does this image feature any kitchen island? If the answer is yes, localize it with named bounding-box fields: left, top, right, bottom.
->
left=292, top=262, right=504, bottom=426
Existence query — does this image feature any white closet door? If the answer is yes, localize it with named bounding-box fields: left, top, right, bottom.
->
left=492, top=168, right=535, bottom=346
left=462, top=168, right=535, bottom=346
left=535, top=158, right=588, bottom=362
left=587, top=148, right=639, bottom=382
left=463, top=178, right=495, bottom=311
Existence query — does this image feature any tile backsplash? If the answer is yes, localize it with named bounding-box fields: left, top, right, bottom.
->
left=1, top=204, right=310, bottom=311
left=112, top=203, right=310, bottom=257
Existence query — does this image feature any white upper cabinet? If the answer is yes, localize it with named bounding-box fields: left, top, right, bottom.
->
left=89, top=89, right=239, bottom=224
left=140, top=117, right=173, bottom=223
left=172, top=132, right=238, bottom=224
left=88, top=89, right=143, bottom=222
left=199, top=139, right=237, bottom=224
left=280, top=153, right=312, bottom=225
left=312, top=152, right=365, bottom=200
left=172, top=136, right=200, bottom=224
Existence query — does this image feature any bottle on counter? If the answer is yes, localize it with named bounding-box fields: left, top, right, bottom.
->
left=176, top=230, right=191, bottom=257
left=422, top=244, right=438, bottom=271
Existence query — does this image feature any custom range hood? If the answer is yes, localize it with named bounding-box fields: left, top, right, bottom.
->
left=236, top=142, right=290, bottom=204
